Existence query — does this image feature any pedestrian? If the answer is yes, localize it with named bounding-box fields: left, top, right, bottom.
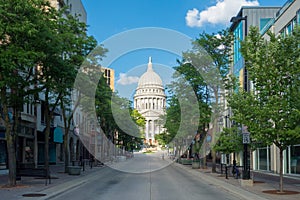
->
left=90, top=156, right=95, bottom=169
left=235, top=167, right=240, bottom=179
left=79, top=155, right=83, bottom=166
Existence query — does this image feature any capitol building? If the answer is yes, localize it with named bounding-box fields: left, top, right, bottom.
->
left=133, top=57, right=166, bottom=146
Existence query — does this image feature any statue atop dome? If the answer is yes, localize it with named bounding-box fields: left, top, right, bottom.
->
left=147, top=56, right=153, bottom=71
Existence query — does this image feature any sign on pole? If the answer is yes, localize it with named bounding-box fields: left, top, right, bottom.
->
left=243, top=132, right=250, bottom=144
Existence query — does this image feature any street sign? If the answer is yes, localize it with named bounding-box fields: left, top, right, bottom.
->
left=243, top=133, right=250, bottom=144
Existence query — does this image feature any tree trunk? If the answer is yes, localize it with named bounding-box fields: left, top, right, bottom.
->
left=34, top=103, right=38, bottom=168
left=2, top=89, right=17, bottom=186
left=201, top=139, right=207, bottom=168
left=211, top=150, right=216, bottom=172
left=279, top=148, right=284, bottom=193
left=62, top=109, right=70, bottom=173
left=211, top=87, right=220, bottom=173
left=211, top=116, right=218, bottom=173
left=44, top=102, right=50, bottom=181
left=174, top=140, right=177, bottom=158
left=6, top=127, right=16, bottom=186
left=64, top=133, right=70, bottom=173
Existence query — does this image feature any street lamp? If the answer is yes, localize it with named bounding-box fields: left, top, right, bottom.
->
left=230, top=15, right=250, bottom=180
left=242, top=125, right=250, bottom=179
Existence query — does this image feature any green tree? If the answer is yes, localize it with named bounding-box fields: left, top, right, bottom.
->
left=57, top=11, right=99, bottom=173
left=164, top=73, right=200, bottom=158
left=94, top=74, right=115, bottom=159
left=229, top=26, right=300, bottom=192
left=213, top=126, right=243, bottom=155
left=93, top=73, right=146, bottom=158
left=30, top=3, right=97, bottom=179
left=177, top=29, right=233, bottom=172
left=172, top=60, right=210, bottom=165
left=0, top=0, right=60, bottom=186
left=155, top=131, right=172, bottom=147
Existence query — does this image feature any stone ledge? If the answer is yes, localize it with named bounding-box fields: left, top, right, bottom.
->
left=68, top=166, right=81, bottom=175
left=240, top=179, right=253, bottom=187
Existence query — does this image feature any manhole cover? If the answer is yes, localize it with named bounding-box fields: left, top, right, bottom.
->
left=22, top=193, right=47, bottom=197
left=253, top=180, right=264, bottom=184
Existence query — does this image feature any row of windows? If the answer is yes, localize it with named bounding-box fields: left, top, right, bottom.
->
left=104, top=69, right=111, bottom=77
left=279, top=9, right=300, bottom=37
left=137, top=88, right=163, bottom=94
left=137, top=102, right=165, bottom=110
left=233, top=22, right=243, bottom=65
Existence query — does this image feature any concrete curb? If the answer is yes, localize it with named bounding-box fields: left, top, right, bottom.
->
left=34, top=167, right=106, bottom=200
left=174, top=162, right=268, bottom=200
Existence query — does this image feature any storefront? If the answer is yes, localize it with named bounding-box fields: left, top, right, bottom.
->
left=253, top=144, right=300, bottom=175
left=254, top=146, right=271, bottom=171
left=37, top=127, right=63, bottom=165
left=0, top=138, right=7, bottom=169
left=0, top=124, right=7, bottom=169
left=285, top=145, right=300, bottom=174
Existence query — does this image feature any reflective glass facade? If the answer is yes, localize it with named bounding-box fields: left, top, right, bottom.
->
left=233, top=22, right=244, bottom=77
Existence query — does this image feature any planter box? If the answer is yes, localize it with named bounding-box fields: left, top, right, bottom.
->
left=181, top=159, right=192, bottom=165
left=192, top=161, right=200, bottom=169
left=240, top=179, right=253, bottom=187
left=116, top=156, right=126, bottom=162
left=68, top=166, right=81, bottom=175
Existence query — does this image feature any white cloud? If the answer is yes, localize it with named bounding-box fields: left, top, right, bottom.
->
left=186, top=0, right=259, bottom=27
left=117, top=73, right=139, bottom=85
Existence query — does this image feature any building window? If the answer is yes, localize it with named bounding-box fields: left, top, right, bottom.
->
left=233, top=22, right=243, bottom=64
left=256, top=146, right=270, bottom=171
left=286, top=22, right=292, bottom=35
left=290, top=145, right=300, bottom=174
left=260, top=18, right=272, bottom=31
left=293, top=17, right=297, bottom=28
left=280, top=29, right=285, bottom=38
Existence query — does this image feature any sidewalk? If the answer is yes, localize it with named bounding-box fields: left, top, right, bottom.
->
left=0, top=163, right=105, bottom=200
left=175, top=162, right=300, bottom=200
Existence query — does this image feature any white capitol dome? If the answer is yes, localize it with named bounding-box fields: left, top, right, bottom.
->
left=137, top=57, right=163, bottom=88
left=134, top=57, right=166, bottom=146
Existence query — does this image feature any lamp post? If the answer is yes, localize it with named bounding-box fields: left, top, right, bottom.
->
left=242, top=125, right=250, bottom=179
left=230, top=15, right=250, bottom=180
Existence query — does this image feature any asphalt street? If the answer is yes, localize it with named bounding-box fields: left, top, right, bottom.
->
left=47, top=153, right=242, bottom=200
left=1, top=151, right=299, bottom=200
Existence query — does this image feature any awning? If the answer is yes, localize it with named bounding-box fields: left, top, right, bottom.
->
left=54, top=127, right=63, bottom=143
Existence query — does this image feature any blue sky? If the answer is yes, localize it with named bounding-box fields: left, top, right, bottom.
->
left=81, top=0, right=287, bottom=100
